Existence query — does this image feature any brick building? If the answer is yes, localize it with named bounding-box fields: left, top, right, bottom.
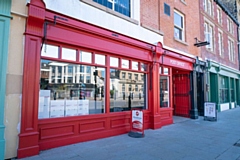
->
left=199, top=0, right=240, bottom=112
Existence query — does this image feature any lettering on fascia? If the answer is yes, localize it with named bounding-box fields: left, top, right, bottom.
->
left=170, top=60, right=185, bottom=67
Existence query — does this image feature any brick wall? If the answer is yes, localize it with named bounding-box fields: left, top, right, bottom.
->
left=141, top=0, right=201, bottom=57
left=199, top=0, right=239, bottom=69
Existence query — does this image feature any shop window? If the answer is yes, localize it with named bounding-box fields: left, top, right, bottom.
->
left=110, top=57, right=119, bottom=67
left=95, top=54, right=105, bottom=65
left=80, top=51, right=92, bottom=63
left=219, top=76, right=229, bottom=103
left=141, top=63, right=147, bottom=71
left=39, top=59, right=106, bottom=119
left=93, top=0, right=130, bottom=17
left=39, top=44, right=148, bottom=118
left=110, top=69, right=147, bottom=112
left=174, top=10, right=185, bottom=41
left=132, top=61, right=138, bottom=70
left=122, top=59, right=129, bottom=69
left=41, top=44, right=59, bottom=58
left=62, top=48, right=76, bottom=61
left=159, top=67, right=170, bottom=108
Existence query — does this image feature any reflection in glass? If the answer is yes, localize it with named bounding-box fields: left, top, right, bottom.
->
left=80, top=51, right=92, bottom=63
left=110, top=57, right=119, bottom=67
left=109, top=69, right=147, bottom=112
left=62, top=48, right=76, bottom=61
left=39, top=59, right=106, bottom=119
left=141, top=63, right=147, bottom=71
left=122, top=59, right=129, bottom=69
left=95, top=54, right=105, bottom=65
left=41, top=44, right=59, bottom=58
left=160, top=76, right=169, bottom=108
left=164, top=68, right=169, bottom=75
left=132, top=61, right=138, bottom=70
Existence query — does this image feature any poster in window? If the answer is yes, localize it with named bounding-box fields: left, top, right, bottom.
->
left=50, top=100, right=65, bottom=118
left=39, top=90, right=50, bottom=119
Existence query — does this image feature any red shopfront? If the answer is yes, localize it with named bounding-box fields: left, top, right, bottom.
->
left=18, top=1, right=195, bottom=158
left=152, top=43, right=195, bottom=128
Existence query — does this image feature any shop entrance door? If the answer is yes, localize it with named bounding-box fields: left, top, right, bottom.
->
left=197, top=73, right=205, bottom=116
left=173, top=71, right=190, bottom=117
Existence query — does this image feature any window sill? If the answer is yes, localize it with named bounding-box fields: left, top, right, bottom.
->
left=174, top=37, right=188, bottom=46
left=180, top=0, right=187, bottom=5
left=80, top=0, right=139, bottom=25
left=141, top=23, right=164, bottom=36
left=206, top=48, right=215, bottom=54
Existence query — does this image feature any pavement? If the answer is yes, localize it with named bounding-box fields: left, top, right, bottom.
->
left=17, top=107, right=240, bottom=160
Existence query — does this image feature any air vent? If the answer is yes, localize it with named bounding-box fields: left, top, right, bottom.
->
left=164, top=3, right=170, bottom=16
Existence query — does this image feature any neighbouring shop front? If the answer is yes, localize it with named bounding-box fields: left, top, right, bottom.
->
left=207, top=60, right=240, bottom=112
left=0, top=0, right=11, bottom=159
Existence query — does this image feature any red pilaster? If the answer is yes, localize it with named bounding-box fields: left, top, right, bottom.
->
left=149, top=42, right=163, bottom=129
left=17, top=0, right=45, bottom=158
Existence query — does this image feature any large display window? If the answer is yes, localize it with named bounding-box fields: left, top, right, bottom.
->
left=38, top=44, right=149, bottom=118
left=109, top=57, right=148, bottom=112
left=219, top=76, right=229, bottom=103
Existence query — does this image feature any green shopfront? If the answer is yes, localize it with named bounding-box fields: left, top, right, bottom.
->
left=0, top=0, right=11, bottom=159
left=207, top=60, right=240, bottom=112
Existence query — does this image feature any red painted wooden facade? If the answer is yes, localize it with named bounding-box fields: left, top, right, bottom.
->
left=18, top=0, right=195, bottom=158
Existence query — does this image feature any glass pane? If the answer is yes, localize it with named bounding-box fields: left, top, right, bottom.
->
left=41, top=44, right=59, bottom=58
left=114, top=0, right=130, bottom=17
left=163, top=68, right=169, bottom=75
left=174, top=12, right=183, bottom=28
left=62, top=48, right=76, bottom=61
left=80, top=51, right=92, bottom=63
left=174, top=27, right=182, bottom=40
left=110, top=57, right=119, bottom=67
left=110, top=69, right=147, bottom=112
left=39, top=59, right=106, bottom=119
left=95, top=54, right=105, bottom=65
left=132, top=61, right=138, bottom=70
left=159, top=67, right=162, bottom=74
left=141, top=63, right=147, bottom=71
left=122, top=59, right=129, bottom=69
left=160, top=76, right=169, bottom=108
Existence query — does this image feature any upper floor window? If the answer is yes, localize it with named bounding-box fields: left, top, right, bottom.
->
left=174, top=10, right=185, bottom=41
left=217, top=8, right=222, bottom=25
left=204, top=22, right=214, bottom=52
left=228, top=38, right=235, bottom=62
left=93, top=0, right=130, bottom=17
left=227, top=19, right=234, bottom=35
left=218, top=31, right=223, bottom=57
left=204, top=0, right=213, bottom=17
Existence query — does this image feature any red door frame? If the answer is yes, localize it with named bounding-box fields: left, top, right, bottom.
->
left=18, top=0, right=159, bottom=158
left=172, top=71, right=191, bottom=117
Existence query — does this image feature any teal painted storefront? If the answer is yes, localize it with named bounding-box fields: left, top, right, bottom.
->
left=207, top=61, right=240, bottom=112
left=0, top=0, right=11, bottom=159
